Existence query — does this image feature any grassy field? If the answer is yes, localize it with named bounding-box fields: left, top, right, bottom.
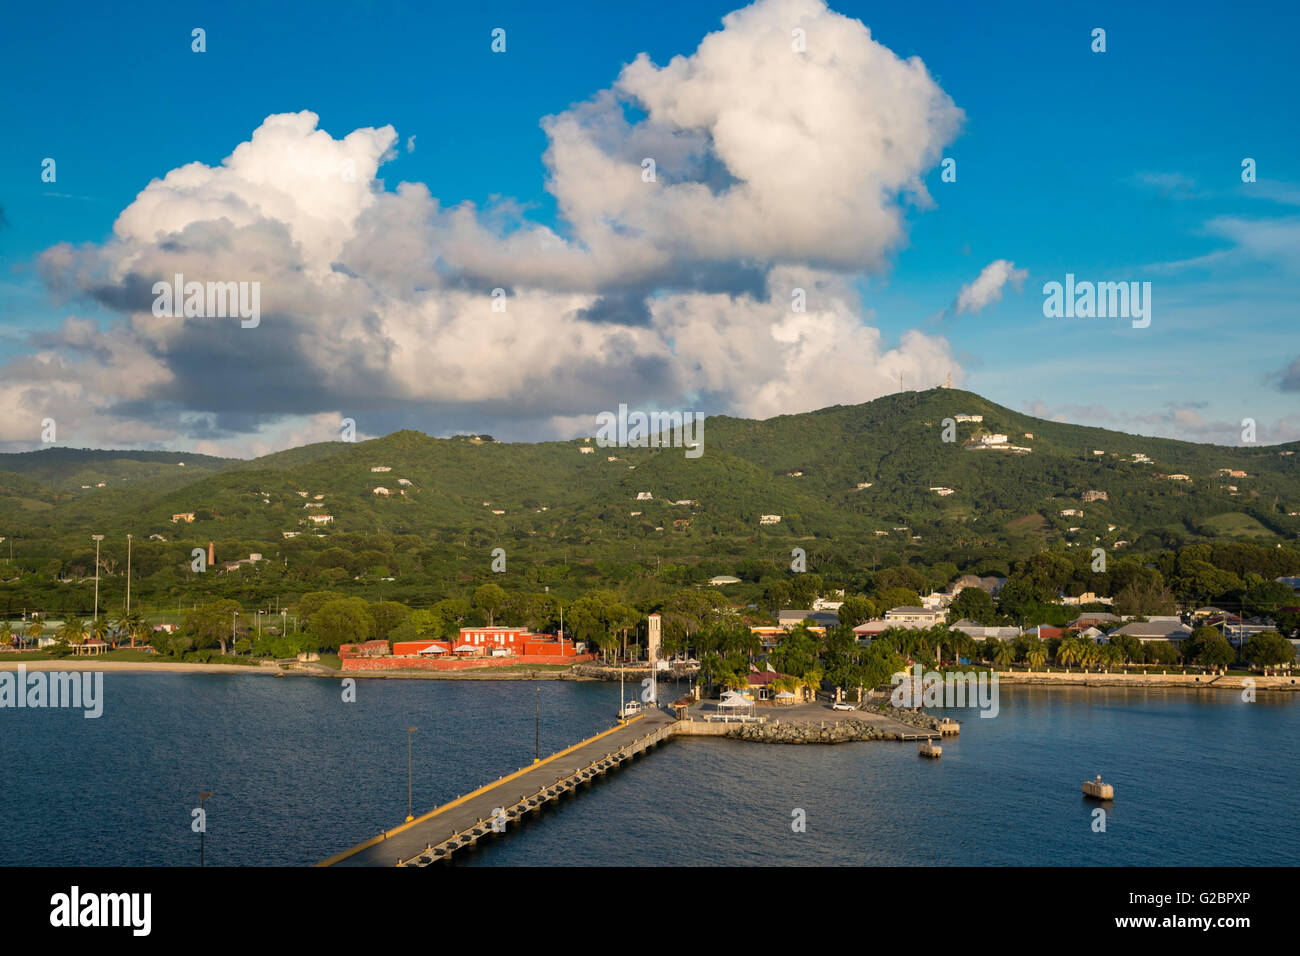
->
left=1201, top=512, right=1273, bottom=538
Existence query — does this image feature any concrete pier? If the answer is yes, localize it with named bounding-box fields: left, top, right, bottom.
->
left=320, top=702, right=959, bottom=866
left=320, top=710, right=676, bottom=867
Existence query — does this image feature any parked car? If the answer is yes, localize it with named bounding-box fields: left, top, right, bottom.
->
left=831, top=701, right=857, bottom=711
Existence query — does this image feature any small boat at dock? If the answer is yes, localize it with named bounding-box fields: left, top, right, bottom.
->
left=617, top=664, right=642, bottom=718
left=1082, top=775, right=1114, bottom=800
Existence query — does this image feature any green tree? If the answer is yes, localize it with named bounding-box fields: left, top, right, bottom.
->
left=58, top=618, right=88, bottom=646
left=877, top=587, right=921, bottom=611
left=992, top=641, right=1015, bottom=668
left=1145, top=640, right=1181, bottom=665
left=1243, top=581, right=1296, bottom=619
left=837, top=595, right=875, bottom=627
left=1056, top=637, right=1083, bottom=667
left=90, top=617, right=111, bottom=645
left=789, top=572, right=823, bottom=608
left=1025, top=639, right=1048, bottom=669
left=183, top=600, right=243, bottom=655
left=473, top=584, right=508, bottom=626
left=1114, top=570, right=1176, bottom=616
left=298, top=590, right=348, bottom=629
left=1193, top=633, right=1235, bottom=669
left=762, top=579, right=791, bottom=615
left=1241, top=630, right=1295, bottom=667
left=1108, top=633, right=1142, bottom=664
left=369, top=601, right=411, bottom=638
left=771, top=626, right=821, bottom=680
left=948, top=586, right=998, bottom=625
left=309, top=597, right=375, bottom=652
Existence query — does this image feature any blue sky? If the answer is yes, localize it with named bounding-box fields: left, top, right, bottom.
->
left=1, top=0, right=1298, bottom=454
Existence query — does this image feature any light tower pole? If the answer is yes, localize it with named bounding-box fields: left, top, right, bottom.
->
left=125, top=533, right=132, bottom=615
left=91, top=534, right=104, bottom=621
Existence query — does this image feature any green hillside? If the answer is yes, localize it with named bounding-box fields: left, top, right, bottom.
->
left=1, top=388, right=1298, bottom=617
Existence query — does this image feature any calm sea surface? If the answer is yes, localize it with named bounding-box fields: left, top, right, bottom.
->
left=2, top=673, right=1297, bottom=866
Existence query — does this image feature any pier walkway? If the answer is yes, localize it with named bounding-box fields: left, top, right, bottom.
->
left=321, top=709, right=676, bottom=867
left=320, top=702, right=952, bottom=866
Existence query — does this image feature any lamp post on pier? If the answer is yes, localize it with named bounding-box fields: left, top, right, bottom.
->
left=198, top=791, right=211, bottom=866
left=406, top=726, right=418, bottom=822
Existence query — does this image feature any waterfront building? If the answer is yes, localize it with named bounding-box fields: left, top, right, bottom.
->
left=1105, top=617, right=1193, bottom=645
left=883, top=606, right=947, bottom=626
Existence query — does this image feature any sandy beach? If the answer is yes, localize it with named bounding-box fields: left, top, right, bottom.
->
left=0, top=659, right=284, bottom=676
left=0, top=658, right=585, bottom=680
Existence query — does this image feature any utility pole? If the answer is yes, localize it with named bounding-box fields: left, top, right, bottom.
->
left=535, top=687, right=540, bottom=763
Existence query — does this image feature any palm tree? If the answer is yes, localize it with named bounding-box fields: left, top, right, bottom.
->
left=1057, top=638, right=1082, bottom=668
left=1079, top=642, right=1100, bottom=670
left=91, top=617, right=111, bottom=647
left=992, top=642, right=1015, bottom=669
left=0, top=622, right=13, bottom=650
left=26, top=620, right=44, bottom=645
left=58, top=618, right=87, bottom=647
left=1027, top=643, right=1047, bottom=670
left=114, top=610, right=144, bottom=647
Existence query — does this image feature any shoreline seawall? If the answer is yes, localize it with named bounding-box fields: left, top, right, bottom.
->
left=992, top=669, right=1299, bottom=692
left=3, top=660, right=1296, bottom=692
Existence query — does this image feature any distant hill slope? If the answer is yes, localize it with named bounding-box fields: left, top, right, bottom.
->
left=3, top=389, right=1298, bottom=556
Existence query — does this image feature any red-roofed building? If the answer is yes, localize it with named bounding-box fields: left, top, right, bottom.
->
left=1025, top=625, right=1064, bottom=641
left=391, top=627, right=581, bottom=660
left=747, top=669, right=795, bottom=701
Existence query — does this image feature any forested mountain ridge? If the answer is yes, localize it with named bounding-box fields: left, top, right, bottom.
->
left=2, top=389, right=1297, bottom=611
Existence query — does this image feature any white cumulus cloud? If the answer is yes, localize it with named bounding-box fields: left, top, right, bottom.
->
left=954, top=259, right=1027, bottom=315
left=6, top=0, right=965, bottom=453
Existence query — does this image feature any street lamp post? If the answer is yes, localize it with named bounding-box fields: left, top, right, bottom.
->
left=231, top=611, right=238, bottom=653
left=91, top=535, right=104, bottom=621
left=406, top=726, right=418, bottom=821
left=198, top=791, right=211, bottom=866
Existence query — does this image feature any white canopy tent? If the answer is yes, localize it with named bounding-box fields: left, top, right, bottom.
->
left=717, top=691, right=754, bottom=714
left=417, top=644, right=448, bottom=655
